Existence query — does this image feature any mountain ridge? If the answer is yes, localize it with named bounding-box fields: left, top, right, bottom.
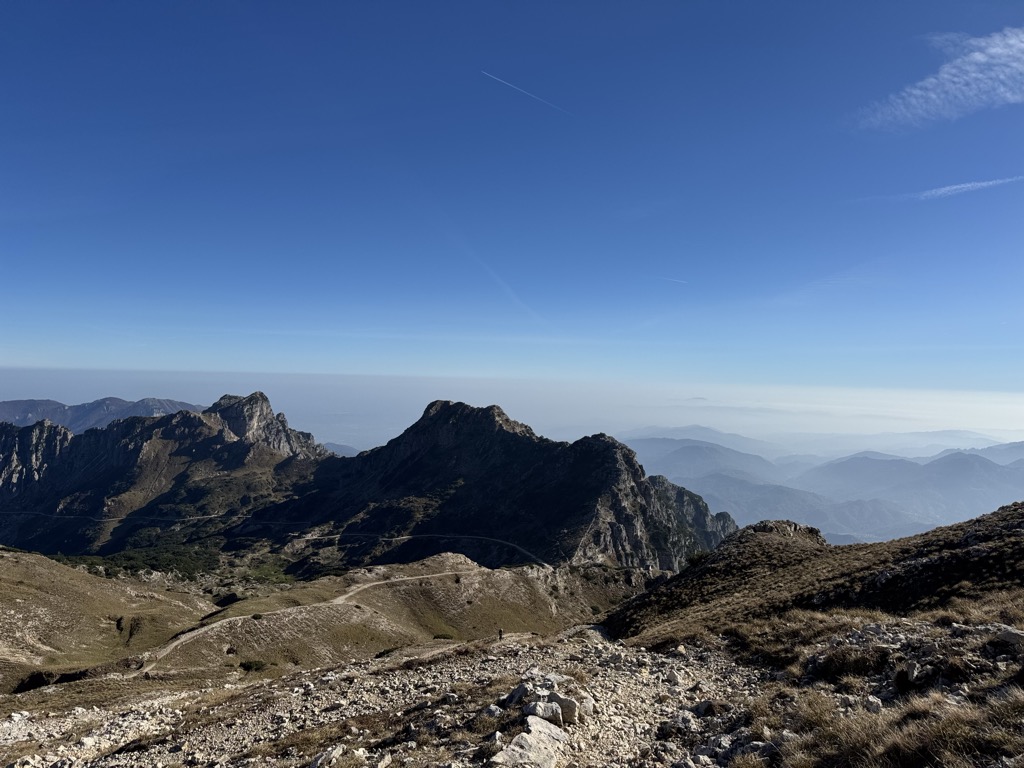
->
left=0, top=397, right=202, bottom=434
left=0, top=395, right=735, bottom=576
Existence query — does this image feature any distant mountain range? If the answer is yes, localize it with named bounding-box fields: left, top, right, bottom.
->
left=627, top=433, right=1024, bottom=543
left=0, top=394, right=734, bottom=575
left=620, top=426, right=781, bottom=458
left=0, top=397, right=202, bottom=433
left=323, top=441, right=359, bottom=457
left=621, top=425, right=1005, bottom=461
left=934, top=441, right=1024, bottom=466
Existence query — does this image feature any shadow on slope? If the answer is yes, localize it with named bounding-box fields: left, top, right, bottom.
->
left=606, top=501, right=1024, bottom=650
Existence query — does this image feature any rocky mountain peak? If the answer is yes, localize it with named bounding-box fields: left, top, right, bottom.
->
left=417, top=400, right=538, bottom=440
left=200, top=392, right=323, bottom=459
left=204, top=392, right=275, bottom=440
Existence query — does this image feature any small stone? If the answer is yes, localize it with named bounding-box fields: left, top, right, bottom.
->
left=694, top=699, right=732, bottom=718
left=997, top=627, right=1024, bottom=647
left=548, top=692, right=580, bottom=724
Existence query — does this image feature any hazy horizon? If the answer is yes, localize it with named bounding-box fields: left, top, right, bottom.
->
left=4, top=366, right=1023, bottom=453
left=3, top=4, right=1021, bottom=452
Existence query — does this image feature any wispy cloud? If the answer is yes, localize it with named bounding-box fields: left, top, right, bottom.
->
left=861, top=26, right=1024, bottom=128
left=481, top=71, right=573, bottom=116
left=911, top=175, right=1024, bottom=200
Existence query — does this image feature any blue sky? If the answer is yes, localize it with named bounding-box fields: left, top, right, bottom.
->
left=3, top=2, right=1023, bottom=442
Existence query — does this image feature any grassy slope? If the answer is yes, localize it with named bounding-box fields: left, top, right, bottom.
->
left=607, top=502, right=1024, bottom=650
left=0, top=546, right=647, bottom=712
left=0, top=547, right=212, bottom=692
left=151, top=555, right=645, bottom=676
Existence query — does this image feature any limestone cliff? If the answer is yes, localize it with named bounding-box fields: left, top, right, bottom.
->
left=0, top=420, right=73, bottom=500
left=204, top=392, right=325, bottom=460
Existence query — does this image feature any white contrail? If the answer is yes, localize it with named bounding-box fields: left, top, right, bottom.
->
left=913, top=175, right=1024, bottom=200
left=481, top=70, right=573, bottom=115
left=657, top=276, right=689, bottom=285
left=477, top=258, right=546, bottom=323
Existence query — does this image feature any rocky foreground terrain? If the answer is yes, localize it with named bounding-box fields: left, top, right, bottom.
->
left=2, top=610, right=1023, bottom=768
left=3, top=501, right=1024, bottom=767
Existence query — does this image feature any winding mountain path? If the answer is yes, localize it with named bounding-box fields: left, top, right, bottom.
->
left=131, top=568, right=481, bottom=677
left=128, top=529, right=551, bottom=677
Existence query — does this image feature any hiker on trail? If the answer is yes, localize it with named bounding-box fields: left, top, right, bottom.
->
left=498, top=628, right=503, bottom=641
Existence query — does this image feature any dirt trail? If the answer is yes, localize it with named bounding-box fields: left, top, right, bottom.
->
left=293, top=532, right=553, bottom=569
left=130, top=532, right=550, bottom=675
left=329, top=569, right=480, bottom=604
left=132, top=568, right=481, bottom=676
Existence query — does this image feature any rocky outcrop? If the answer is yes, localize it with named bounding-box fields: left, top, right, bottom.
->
left=567, top=459, right=736, bottom=571
left=204, top=392, right=325, bottom=460
left=0, top=420, right=73, bottom=500
left=745, top=519, right=829, bottom=544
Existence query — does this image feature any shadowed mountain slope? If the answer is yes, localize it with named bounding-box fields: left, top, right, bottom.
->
left=241, top=400, right=736, bottom=573
left=0, top=393, right=325, bottom=558
left=0, top=396, right=735, bottom=575
left=606, top=501, right=1024, bottom=649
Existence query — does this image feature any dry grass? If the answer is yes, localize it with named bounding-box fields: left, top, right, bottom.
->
left=719, top=609, right=892, bottom=670
left=610, top=503, right=1024, bottom=650
left=810, top=643, right=891, bottom=682
left=728, top=755, right=769, bottom=768
left=762, top=687, right=1024, bottom=768
left=917, top=590, right=1024, bottom=629
left=0, top=550, right=211, bottom=692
